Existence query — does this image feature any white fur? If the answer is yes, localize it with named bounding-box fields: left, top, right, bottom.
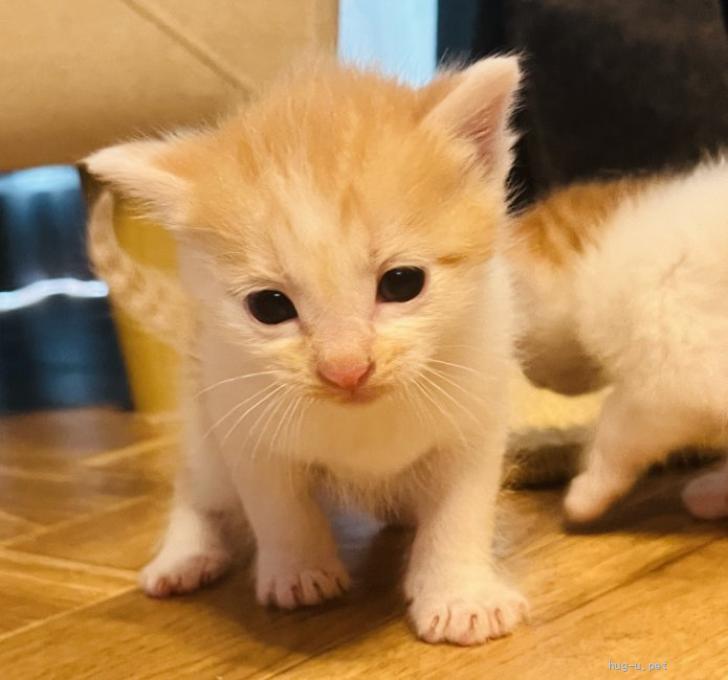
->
left=141, top=251, right=528, bottom=644
left=513, top=158, right=728, bottom=521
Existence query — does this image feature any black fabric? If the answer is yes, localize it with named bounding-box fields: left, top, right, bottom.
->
left=438, top=0, right=728, bottom=206
left=437, top=0, right=506, bottom=63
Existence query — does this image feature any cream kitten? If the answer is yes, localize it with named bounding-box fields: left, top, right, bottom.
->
left=85, top=57, right=528, bottom=645
left=509, top=160, right=728, bottom=523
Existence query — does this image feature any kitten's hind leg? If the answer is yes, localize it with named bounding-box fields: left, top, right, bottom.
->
left=682, top=458, right=728, bottom=519
left=564, top=390, right=699, bottom=523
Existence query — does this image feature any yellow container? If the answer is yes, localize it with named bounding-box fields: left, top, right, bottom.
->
left=111, top=199, right=180, bottom=415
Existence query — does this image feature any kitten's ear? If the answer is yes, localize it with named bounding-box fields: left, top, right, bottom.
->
left=82, top=138, right=190, bottom=227
left=423, top=56, right=521, bottom=181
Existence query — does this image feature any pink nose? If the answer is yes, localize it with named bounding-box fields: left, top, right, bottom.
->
left=318, top=359, right=374, bottom=391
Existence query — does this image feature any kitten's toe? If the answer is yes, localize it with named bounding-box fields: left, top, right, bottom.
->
left=409, top=579, right=528, bottom=646
left=682, top=470, right=728, bottom=519
left=564, top=471, right=620, bottom=523
left=256, top=557, right=351, bottom=609
left=140, top=549, right=232, bottom=598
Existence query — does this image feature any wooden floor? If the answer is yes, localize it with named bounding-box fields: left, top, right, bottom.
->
left=0, top=408, right=725, bottom=679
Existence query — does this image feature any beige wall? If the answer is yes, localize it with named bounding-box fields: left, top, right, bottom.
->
left=1, top=0, right=338, bottom=171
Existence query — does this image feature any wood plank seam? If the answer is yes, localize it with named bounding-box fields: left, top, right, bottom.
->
left=0, top=548, right=137, bottom=582
left=82, top=435, right=178, bottom=468
left=0, top=584, right=138, bottom=644
left=0, top=496, right=155, bottom=548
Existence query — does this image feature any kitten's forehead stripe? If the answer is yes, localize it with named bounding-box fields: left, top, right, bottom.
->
left=436, top=253, right=469, bottom=267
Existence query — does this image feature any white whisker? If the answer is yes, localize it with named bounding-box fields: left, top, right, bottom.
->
left=290, top=396, right=312, bottom=456
left=249, top=386, right=295, bottom=460
left=402, top=382, right=429, bottom=431
left=409, top=376, right=468, bottom=450
left=423, top=365, right=489, bottom=408
left=278, top=395, right=302, bottom=457
left=428, top=358, right=487, bottom=379
left=269, top=392, right=301, bottom=456
left=221, top=383, right=289, bottom=447
left=418, top=371, right=482, bottom=428
left=194, top=370, right=278, bottom=399
left=201, top=382, right=279, bottom=443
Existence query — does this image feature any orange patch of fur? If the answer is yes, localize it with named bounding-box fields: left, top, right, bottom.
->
left=510, top=177, right=654, bottom=268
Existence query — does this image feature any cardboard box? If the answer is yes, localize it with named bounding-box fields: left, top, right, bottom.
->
left=1, top=0, right=338, bottom=170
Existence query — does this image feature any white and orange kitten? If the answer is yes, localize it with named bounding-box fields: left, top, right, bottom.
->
left=509, top=159, right=728, bottom=522
left=85, top=57, right=528, bottom=645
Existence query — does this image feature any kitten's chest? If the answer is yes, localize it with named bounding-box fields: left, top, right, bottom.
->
left=295, top=401, right=436, bottom=477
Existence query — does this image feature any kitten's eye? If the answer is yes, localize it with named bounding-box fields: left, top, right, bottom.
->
left=377, top=267, right=426, bottom=303
left=246, top=290, right=297, bottom=325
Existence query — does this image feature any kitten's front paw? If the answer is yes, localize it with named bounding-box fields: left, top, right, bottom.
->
left=140, top=548, right=232, bottom=598
left=256, top=553, right=351, bottom=609
left=563, top=471, right=619, bottom=523
left=408, top=577, right=528, bottom=646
